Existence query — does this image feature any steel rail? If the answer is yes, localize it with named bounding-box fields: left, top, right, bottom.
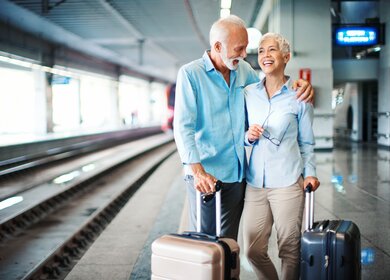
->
left=21, top=144, right=176, bottom=280
left=0, top=127, right=162, bottom=177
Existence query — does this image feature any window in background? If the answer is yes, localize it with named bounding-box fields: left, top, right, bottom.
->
left=119, top=76, right=150, bottom=127
left=79, top=75, right=116, bottom=130
left=52, top=75, right=81, bottom=132
left=0, top=66, right=36, bottom=134
left=150, top=81, right=167, bottom=126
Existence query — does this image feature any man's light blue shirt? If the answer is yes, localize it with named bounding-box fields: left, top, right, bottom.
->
left=244, top=77, right=316, bottom=188
left=174, top=51, right=259, bottom=183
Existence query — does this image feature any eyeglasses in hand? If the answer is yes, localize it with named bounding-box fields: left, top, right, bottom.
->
left=261, top=111, right=289, bottom=147
left=262, top=128, right=282, bottom=146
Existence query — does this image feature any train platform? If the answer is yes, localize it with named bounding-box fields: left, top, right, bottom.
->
left=0, top=132, right=94, bottom=147
left=0, top=1, right=389, bottom=279
left=64, top=143, right=390, bottom=280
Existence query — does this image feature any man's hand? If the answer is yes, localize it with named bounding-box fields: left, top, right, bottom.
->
left=190, top=163, right=217, bottom=193
left=248, top=124, right=264, bottom=143
left=304, top=176, right=320, bottom=191
left=292, top=79, right=314, bottom=103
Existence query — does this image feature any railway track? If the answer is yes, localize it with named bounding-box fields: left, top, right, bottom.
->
left=0, top=127, right=162, bottom=178
left=0, top=134, right=175, bottom=280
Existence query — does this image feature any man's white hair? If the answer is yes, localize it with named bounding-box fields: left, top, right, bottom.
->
left=209, top=15, right=247, bottom=47
left=259, top=32, right=290, bottom=54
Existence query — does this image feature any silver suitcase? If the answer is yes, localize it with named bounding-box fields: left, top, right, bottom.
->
left=151, top=182, right=240, bottom=279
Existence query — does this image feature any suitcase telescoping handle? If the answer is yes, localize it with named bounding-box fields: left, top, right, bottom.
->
left=196, top=180, right=223, bottom=237
left=304, top=183, right=314, bottom=231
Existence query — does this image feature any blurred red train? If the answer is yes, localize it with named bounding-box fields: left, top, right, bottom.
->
left=162, top=83, right=176, bottom=131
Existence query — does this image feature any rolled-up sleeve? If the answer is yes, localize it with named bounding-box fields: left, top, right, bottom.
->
left=173, top=67, right=200, bottom=164
left=297, top=102, right=316, bottom=178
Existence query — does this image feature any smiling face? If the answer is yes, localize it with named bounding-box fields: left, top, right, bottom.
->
left=220, top=43, right=244, bottom=70
left=258, top=37, right=290, bottom=75
left=218, top=26, right=248, bottom=70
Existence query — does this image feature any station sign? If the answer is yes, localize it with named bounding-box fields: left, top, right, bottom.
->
left=51, top=74, right=71, bottom=85
left=335, top=26, right=378, bottom=46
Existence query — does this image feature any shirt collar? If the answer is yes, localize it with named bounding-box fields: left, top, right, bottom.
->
left=202, top=50, right=240, bottom=74
left=203, top=51, right=215, bottom=72
left=281, top=76, right=292, bottom=93
left=257, top=75, right=292, bottom=95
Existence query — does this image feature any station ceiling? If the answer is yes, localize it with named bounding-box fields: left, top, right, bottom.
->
left=0, top=0, right=262, bottom=82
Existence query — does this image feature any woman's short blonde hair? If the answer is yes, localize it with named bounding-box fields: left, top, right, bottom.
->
left=259, top=33, right=290, bottom=54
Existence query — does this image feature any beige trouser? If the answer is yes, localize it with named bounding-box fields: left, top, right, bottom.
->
left=242, top=179, right=304, bottom=280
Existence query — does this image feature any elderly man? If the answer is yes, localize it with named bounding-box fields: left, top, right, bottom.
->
left=174, top=15, right=313, bottom=240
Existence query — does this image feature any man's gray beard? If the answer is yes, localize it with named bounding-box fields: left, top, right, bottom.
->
left=221, top=54, right=243, bottom=71
left=220, top=44, right=245, bottom=70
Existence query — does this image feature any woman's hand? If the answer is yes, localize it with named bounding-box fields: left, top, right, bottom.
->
left=304, top=176, right=320, bottom=191
left=248, top=124, right=264, bottom=143
left=293, top=79, right=314, bottom=103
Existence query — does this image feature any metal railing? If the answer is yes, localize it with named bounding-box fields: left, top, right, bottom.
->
left=371, top=111, right=390, bottom=118
left=314, top=113, right=335, bottom=119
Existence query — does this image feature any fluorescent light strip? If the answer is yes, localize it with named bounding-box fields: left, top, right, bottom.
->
left=220, top=8, right=230, bottom=18
left=0, top=52, right=74, bottom=77
left=0, top=52, right=117, bottom=81
left=221, top=0, right=232, bottom=9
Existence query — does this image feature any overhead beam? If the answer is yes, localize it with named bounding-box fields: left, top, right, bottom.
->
left=99, top=0, right=178, bottom=62
left=89, top=36, right=197, bottom=46
left=0, top=1, right=175, bottom=81
left=184, top=0, right=209, bottom=48
left=98, top=0, right=143, bottom=39
left=253, top=0, right=275, bottom=31
left=42, top=0, right=68, bottom=14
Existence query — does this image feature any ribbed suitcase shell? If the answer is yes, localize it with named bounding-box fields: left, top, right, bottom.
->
left=300, top=220, right=361, bottom=280
left=151, top=233, right=239, bottom=280
left=152, top=183, right=239, bottom=279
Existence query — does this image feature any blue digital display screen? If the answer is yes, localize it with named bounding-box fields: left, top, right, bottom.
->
left=335, top=26, right=378, bottom=46
left=51, top=74, right=71, bottom=85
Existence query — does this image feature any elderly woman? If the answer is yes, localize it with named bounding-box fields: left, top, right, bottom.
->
left=242, top=33, right=320, bottom=280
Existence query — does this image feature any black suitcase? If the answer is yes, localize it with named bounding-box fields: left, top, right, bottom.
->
left=300, top=185, right=361, bottom=280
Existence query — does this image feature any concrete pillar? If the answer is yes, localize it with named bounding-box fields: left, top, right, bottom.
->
left=267, top=0, right=334, bottom=150
left=148, top=81, right=154, bottom=123
left=45, top=72, right=54, bottom=133
left=378, top=0, right=390, bottom=148
left=110, top=78, right=121, bottom=128
left=32, top=69, right=48, bottom=134
left=42, top=48, right=55, bottom=134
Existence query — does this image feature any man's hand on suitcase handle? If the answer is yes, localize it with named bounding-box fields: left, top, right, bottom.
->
left=304, top=176, right=320, bottom=192
left=202, top=180, right=222, bottom=204
left=190, top=163, right=218, bottom=193
left=305, top=183, right=313, bottom=192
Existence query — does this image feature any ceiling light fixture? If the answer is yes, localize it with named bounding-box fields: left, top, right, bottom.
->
left=221, top=0, right=232, bottom=9
left=0, top=52, right=115, bottom=80
left=220, top=0, right=231, bottom=18
left=220, top=8, right=230, bottom=18
left=355, top=44, right=382, bottom=59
